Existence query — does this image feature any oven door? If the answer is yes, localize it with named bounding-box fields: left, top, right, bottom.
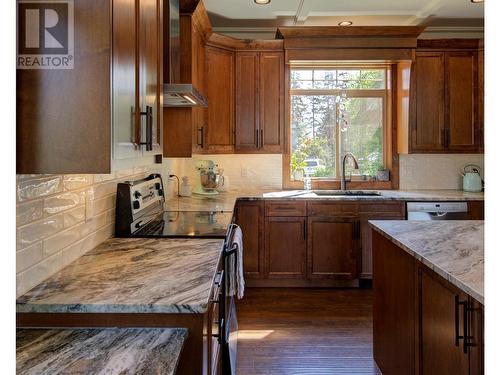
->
left=222, top=296, right=238, bottom=375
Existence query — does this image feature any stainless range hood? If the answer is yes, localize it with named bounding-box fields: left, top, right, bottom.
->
left=164, top=83, right=208, bottom=107
left=163, top=0, right=207, bottom=107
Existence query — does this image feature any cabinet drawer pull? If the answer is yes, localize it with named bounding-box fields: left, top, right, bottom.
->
left=455, top=295, right=470, bottom=353
left=455, top=295, right=462, bottom=346
left=138, top=106, right=153, bottom=151
left=272, top=206, right=296, bottom=210
left=198, top=127, right=205, bottom=148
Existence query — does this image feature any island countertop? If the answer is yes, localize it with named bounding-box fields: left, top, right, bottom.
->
left=163, top=189, right=484, bottom=213
left=17, top=327, right=187, bottom=375
left=369, top=220, right=484, bottom=304
left=16, top=237, right=224, bottom=314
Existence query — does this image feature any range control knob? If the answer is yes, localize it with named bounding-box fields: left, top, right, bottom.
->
left=133, top=200, right=140, bottom=210
left=134, top=191, right=142, bottom=199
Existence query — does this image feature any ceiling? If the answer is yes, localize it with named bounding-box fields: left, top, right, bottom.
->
left=203, top=0, right=484, bottom=39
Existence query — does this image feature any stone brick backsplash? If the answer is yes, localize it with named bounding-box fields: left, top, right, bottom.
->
left=16, top=164, right=168, bottom=297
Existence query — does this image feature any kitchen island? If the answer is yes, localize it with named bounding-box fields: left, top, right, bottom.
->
left=370, top=220, right=484, bottom=375
left=17, top=237, right=226, bottom=375
left=17, top=327, right=187, bottom=375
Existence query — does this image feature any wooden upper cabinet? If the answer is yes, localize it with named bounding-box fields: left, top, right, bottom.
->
left=307, top=217, right=358, bottom=280
left=446, top=51, right=478, bottom=152
left=259, top=52, right=284, bottom=153
left=204, top=46, right=235, bottom=153
left=235, top=52, right=260, bottom=151
left=411, top=52, right=445, bottom=152
left=191, top=24, right=207, bottom=153
left=138, top=0, right=162, bottom=156
left=17, top=0, right=112, bottom=173
left=112, top=0, right=139, bottom=161
left=409, top=40, right=482, bottom=154
left=235, top=51, right=284, bottom=153
left=17, top=0, right=163, bottom=173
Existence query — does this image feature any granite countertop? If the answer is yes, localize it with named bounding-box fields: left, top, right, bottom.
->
left=369, top=220, right=484, bottom=304
left=17, top=237, right=224, bottom=314
left=17, top=327, right=187, bottom=375
left=163, top=189, right=484, bottom=212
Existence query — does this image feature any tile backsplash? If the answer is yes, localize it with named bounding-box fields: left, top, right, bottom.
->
left=165, top=154, right=283, bottom=193
left=399, top=154, right=484, bottom=190
left=16, top=164, right=167, bottom=297
left=165, top=153, right=485, bottom=192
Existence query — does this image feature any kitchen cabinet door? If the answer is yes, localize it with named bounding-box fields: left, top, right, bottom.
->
left=112, top=0, right=141, bottom=161
left=411, top=52, right=446, bottom=152
left=235, top=201, right=264, bottom=279
left=372, top=231, right=417, bottom=375
left=358, top=202, right=405, bottom=279
left=259, top=52, right=284, bottom=153
left=138, top=0, right=162, bottom=156
left=359, top=215, right=404, bottom=279
left=205, top=46, right=235, bottom=153
left=17, top=0, right=112, bottom=173
left=469, top=297, right=484, bottom=375
left=191, top=23, right=207, bottom=153
left=446, top=51, right=480, bottom=152
left=418, top=266, right=469, bottom=375
left=265, top=217, right=306, bottom=279
left=235, top=52, right=260, bottom=152
left=307, top=217, right=358, bottom=280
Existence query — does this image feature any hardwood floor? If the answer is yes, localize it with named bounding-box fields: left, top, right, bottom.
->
left=235, top=288, right=381, bottom=375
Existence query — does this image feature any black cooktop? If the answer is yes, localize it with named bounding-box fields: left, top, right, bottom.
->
left=134, top=211, right=233, bottom=238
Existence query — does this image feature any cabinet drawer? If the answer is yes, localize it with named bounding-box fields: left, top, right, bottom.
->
left=265, top=201, right=306, bottom=217
left=307, top=202, right=358, bottom=217
left=358, top=202, right=405, bottom=215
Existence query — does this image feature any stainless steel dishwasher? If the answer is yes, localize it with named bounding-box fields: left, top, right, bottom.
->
left=406, top=202, right=469, bottom=220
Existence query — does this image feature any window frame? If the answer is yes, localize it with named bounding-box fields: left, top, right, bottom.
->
left=283, top=64, right=399, bottom=190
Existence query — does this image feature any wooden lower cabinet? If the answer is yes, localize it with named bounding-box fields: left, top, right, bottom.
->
left=264, top=217, right=306, bottom=279
left=360, top=215, right=404, bottom=279
left=469, top=297, right=484, bottom=375
left=373, top=229, right=484, bottom=375
left=307, top=217, right=358, bottom=280
left=418, top=266, right=469, bottom=375
left=468, top=201, right=484, bottom=220
left=235, top=201, right=264, bottom=279
left=372, top=231, right=417, bottom=375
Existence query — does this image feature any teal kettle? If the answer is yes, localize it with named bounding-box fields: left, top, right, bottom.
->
left=461, top=164, right=483, bottom=192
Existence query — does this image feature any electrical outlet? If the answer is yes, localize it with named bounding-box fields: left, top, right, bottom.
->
left=241, top=166, right=248, bottom=177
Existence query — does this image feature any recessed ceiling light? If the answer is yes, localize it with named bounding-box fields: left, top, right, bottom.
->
left=254, top=0, right=271, bottom=5
left=471, top=0, right=483, bottom=3
left=338, top=21, right=353, bottom=26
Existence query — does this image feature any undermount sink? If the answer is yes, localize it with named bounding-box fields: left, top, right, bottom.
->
left=312, top=190, right=382, bottom=197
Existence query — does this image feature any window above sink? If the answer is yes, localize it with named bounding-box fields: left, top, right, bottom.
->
left=283, top=62, right=400, bottom=191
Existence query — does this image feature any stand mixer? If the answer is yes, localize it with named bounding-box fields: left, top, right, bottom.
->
left=193, top=160, right=222, bottom=196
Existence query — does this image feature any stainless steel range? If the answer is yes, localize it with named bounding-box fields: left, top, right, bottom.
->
left=115, top=174, right=238, bottom=375
left=115, top=174, right=232, bottom=238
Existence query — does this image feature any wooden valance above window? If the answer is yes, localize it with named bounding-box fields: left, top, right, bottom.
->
left=276, top=26, right=425, bottom=62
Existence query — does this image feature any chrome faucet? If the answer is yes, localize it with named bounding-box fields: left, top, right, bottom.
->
left=341, top=153, right=359, bottom=190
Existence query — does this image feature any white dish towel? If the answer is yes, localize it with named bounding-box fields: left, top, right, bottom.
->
left=227, top=225, right=245, bottom=299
